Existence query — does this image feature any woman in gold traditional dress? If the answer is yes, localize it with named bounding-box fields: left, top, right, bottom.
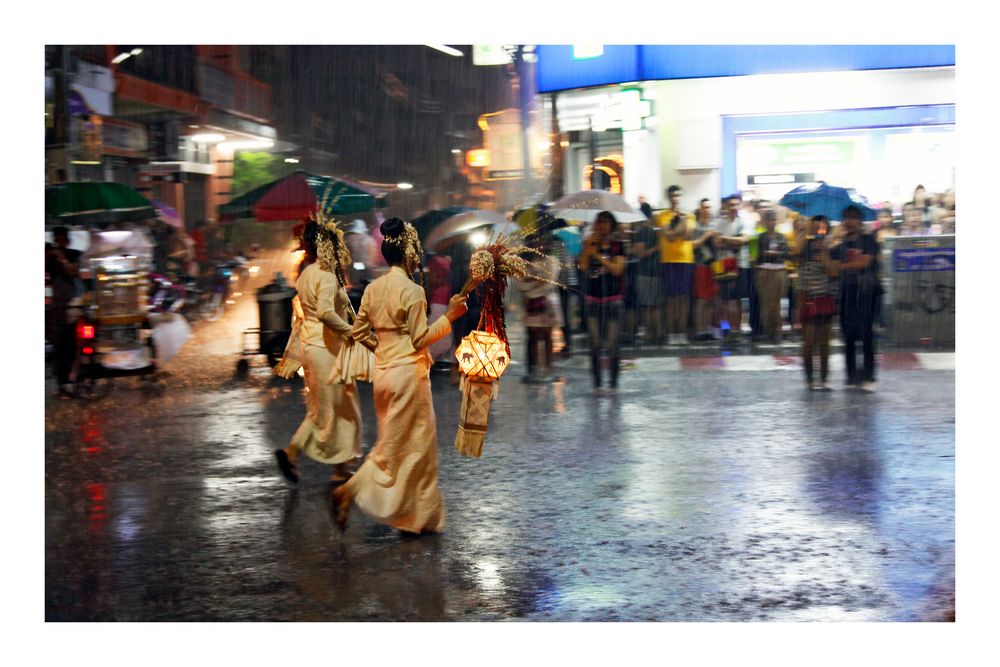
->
left=274, top=218, right=366, bottom=485
left=331, top=218, right=468, bottom=534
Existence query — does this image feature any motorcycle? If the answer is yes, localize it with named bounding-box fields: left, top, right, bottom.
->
left=199, top=260, right=242, bottom=321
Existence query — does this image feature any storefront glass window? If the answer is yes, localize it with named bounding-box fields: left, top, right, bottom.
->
left=736, top=125, right=954, bottom=210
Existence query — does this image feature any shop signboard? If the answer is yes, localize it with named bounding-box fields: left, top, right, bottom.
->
left=536, top=45, right=955, bottom=93
left=748, top=173, right=815, bottom=186
left=746, top=139, right=856, bottom=169
left=483, top=109, right=525, bottom=180
left=886, top=235, right=954, bottom=347
left=473, top=45, right=512, bottom=66
left=101, top=117, right=150, bottom=157
left=72, top=114, right=103, bottom=163
left=207, top=109, right=277, bottom=140
left=892, top=246, right=955, bottom=273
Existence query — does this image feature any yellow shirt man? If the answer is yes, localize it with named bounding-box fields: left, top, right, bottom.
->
left=655, top=209, right=695, bottom=264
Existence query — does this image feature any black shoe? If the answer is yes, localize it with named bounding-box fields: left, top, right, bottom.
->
left=329, top=462, right=353, bottom=486
left=274, top=449, right=299, bottom=485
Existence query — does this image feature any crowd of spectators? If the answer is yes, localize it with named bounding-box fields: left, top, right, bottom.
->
left=507, top=182, right=954, bottom=394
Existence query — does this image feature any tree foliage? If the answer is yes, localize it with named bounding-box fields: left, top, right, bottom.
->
left=231, top=152, right=279, bottom=196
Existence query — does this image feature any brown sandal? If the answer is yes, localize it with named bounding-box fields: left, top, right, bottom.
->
left=331, top=486, right=351, bottom=533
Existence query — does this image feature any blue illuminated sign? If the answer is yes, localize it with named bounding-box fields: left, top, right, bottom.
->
left=536, top=45, right=955, bottom=93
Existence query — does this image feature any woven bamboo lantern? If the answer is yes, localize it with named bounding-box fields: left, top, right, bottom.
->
left=456, top=330, right=510, bottom=380
left=454, top=330, right=509, bottom=458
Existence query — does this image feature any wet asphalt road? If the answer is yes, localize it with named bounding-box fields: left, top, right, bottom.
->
left=44, top=255, right=954, bottom=622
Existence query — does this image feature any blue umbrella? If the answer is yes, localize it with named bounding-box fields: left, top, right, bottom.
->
left=778, top=181, right=877, bottom=222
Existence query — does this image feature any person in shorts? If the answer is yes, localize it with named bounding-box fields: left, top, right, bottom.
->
left=691, top=199, right=719, bottom=340
left=711, top=195, right=751, bottom=338
left=655, top=185, right=695, bottom=345
left=632, top=208, right=665, bottom=344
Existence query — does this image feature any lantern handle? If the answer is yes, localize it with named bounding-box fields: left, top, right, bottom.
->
left=459, top=276, right=481, bottom=298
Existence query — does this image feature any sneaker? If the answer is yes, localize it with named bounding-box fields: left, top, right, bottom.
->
left=819, top=382, right=833, bottom=391
left=807, top=381, right=819, bottom=390
left=861, top=381, right=876, bottom=393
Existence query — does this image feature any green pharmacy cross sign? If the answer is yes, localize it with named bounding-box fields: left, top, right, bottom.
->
left=591, top=88, right=653, bottom=132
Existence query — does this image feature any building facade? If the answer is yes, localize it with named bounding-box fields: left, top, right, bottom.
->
left=535, top=45, right=955, bottom=213
left=45, top=45, right=278, bottom=229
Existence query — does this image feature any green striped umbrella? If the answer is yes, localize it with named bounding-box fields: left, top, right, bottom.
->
left=46, top=182, right=156, bottom=225
left=220, top=171, right=389, bottom=222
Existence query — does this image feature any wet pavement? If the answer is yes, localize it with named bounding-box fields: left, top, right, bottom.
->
left=44, top=256, right=955, bottom=622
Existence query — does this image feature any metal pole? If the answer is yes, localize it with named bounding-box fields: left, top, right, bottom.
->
left=514, top=46, right=534, bottom=207
left=589, top=118, right=597, bottom=190
left=548, top=92, right=565, bottom=201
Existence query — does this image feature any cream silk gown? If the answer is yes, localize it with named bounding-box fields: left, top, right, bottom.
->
left=289, top=263, right=363, bottom=464
left=344, top=266, right=452, bottom=533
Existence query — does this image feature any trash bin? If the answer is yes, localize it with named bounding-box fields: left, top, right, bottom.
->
left=257, top=274, right=295, bottom=363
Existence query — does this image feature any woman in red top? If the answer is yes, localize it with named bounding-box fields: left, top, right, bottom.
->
left=425, top=253, right=454, bottom=368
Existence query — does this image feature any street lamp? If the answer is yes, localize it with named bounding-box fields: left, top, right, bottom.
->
left=425, top=45, right=464, bottom=57
left=190, top=133, right=226, bottom=143
left=397, top=182, right=413, bottom=218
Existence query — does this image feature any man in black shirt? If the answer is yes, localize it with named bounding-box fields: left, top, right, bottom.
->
left=829, top=206, right=881, bottom=391
left=46, top=226, right=81, bottom=398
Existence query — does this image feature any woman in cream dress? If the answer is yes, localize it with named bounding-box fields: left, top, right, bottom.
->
left=274, top=219, right=365, bottom=485
left=332, top=218, right=467, bottom=534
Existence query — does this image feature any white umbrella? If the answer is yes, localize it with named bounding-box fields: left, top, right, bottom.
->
left=424, top=210, right=512, bottom=251
left=429, top=221, right=521, bottom=254
left=550, top=190, right=646, bottom=223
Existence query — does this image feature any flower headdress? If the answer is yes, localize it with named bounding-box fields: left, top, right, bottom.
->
left=308, top=185, right=354, bottom=287
left=382, top=221, right=423, bottom=270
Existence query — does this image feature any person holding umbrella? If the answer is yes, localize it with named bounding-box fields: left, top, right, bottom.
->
left=578, top=211, right=627, bottom=394
left=795, top=215, right=839, bottom=390
left=829, top=205, right=882, bottom=391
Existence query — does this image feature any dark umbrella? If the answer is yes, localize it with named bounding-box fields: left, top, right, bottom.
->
left=46, top=182, right=156, bottom=226
left=779, top=181, right=877, bottom=222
